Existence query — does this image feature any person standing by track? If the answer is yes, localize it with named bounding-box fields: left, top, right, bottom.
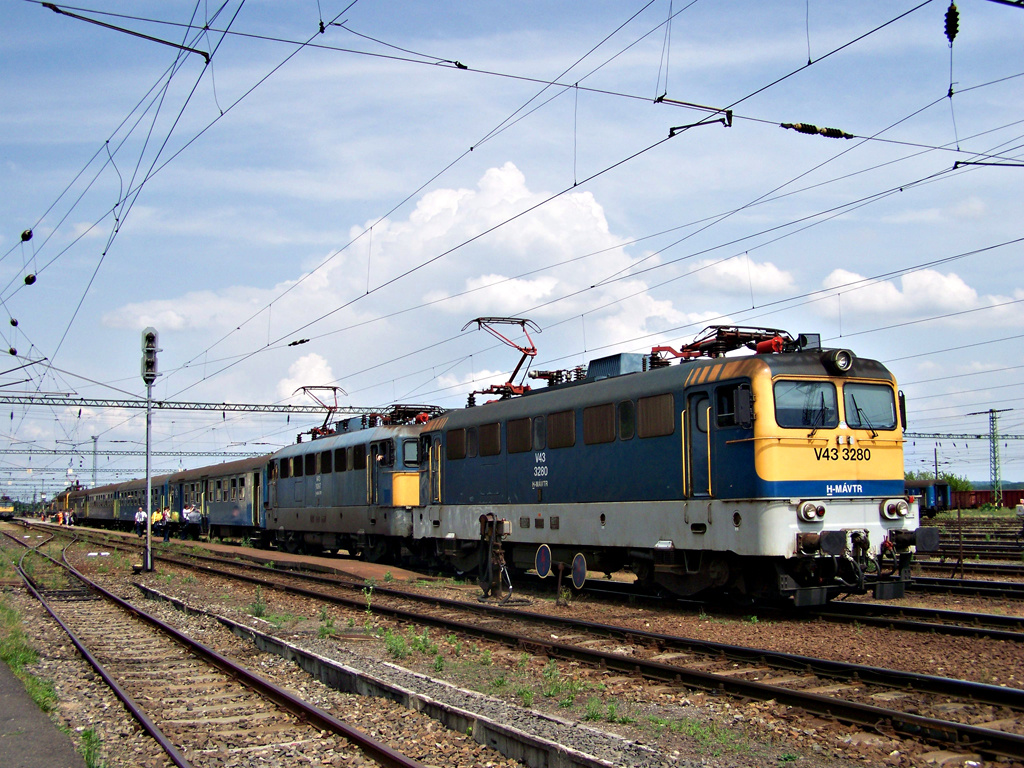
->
left=134, top=507, right=146, bottom=537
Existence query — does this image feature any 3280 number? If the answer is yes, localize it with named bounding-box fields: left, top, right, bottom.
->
left=814, top=447, right=871, bottom=461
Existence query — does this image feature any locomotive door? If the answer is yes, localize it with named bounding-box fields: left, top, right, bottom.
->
left=687, top=392, right=712, bottom=497
left=429, top=436, right=441, bottom=504
left=251, top=471, right=262, bottom=526
left=268, top=461, right=278, bottom=508
left=369, top=440, right=389, bottom=505
left=419, top=435, right=437, bottom=505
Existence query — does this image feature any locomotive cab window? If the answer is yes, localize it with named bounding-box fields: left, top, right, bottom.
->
left=774, top=380, right=839, bottom=429
left=402, top=439, right=419, bottom=467
left=716, top=383, right=752, bottom=428
left=843, top=383, right=896, bottom=430
left=374, top=440, right=396, bottom=467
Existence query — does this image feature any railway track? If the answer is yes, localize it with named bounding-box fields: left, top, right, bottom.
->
left=24, top=520, right=1024, bottom=642
left=916, top=559, right=1024, bottom=578
left=66, top=523, right=1024, bottom=642
left=54, top=527, right=1024, bottom=761
left=20, top=522, right=1024, bottom=760
left=1, top=529, right=426, bottom=768
left=810, top=600, right=1024, bottom=641
left=910, top=575, right=1024, bottom=599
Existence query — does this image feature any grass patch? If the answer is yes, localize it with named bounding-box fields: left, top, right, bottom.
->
left=0, top=596, right=59, bottom=713
left=78, top=727, right=105, bottom=768
left=317, top=607, right=336, bottom=639
left=515, top=686, right=534, bottom=707
left=265, top=612, right=300, bottom=629
left=248, top=585, right=267, bottom=617
left=384, top=629, right=409, bottom=659
left=652, top=717, right=741, bottom=755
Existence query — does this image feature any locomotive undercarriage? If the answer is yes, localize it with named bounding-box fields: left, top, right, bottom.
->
left=637, top=545, right=911, bottom=606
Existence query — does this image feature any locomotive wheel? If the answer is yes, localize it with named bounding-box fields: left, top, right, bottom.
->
left=283, top=534, right=300, bottom=554
left=362, top=537, right=390, bottom=563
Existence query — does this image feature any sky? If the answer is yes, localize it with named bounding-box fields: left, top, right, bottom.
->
left=2, top=0, right=1023, bottom=499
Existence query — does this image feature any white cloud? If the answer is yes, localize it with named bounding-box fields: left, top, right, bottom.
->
left=819, top=268, right=1022, bottom=324
left=693, top=253, right=795, bottom=295
left=276, top=353, right=336, bottom=402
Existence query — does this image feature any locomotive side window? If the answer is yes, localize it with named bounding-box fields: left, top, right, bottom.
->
left=403, top=439, right=419, bottom=467
left=320, top=450, right=333, bottom=474
left=334, top=448, right=347, bottom=472
left=774, top=380, right=838, bottom=429
left=447, top=429, right=467, bottom=460
left=293, top=456, right=304, bottom=477
left=583, top=404, right=615, bottom=445
left=843, top=383, right=896, bottom=430
left=353, top=444, right=367, bottom=470
left=467, top=427, right=479, bottom=458
left=279, top=459, right=291, bottom=480
left=305, top=453, right=316, bottom=476
left=532, top=416, right=546, bottom=450
left=716, top=384, right=751, bottom=428
left=695, top=400, right=709, bottom=433
left=507, top=418, right=532, bottom=453
left=617, top=400, right=635, bottom=440
left=548, top=410, right=576, bottom=449
left=637, top=394, right=675, bottom=438
left=375, top=440, right=396, bottom=467
left=480, top=423, right=501, bottom=456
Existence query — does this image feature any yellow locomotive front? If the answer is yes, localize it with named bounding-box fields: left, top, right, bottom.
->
left=745, top=344, right=938, bottom=603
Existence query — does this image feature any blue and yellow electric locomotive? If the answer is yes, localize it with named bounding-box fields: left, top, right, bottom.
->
left=417, top=326, right=937, bottom=605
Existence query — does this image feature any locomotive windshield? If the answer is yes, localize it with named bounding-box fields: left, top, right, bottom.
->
left=773, top=380, right=839, bottom=429
left=843, top=383, right=896, bottom=430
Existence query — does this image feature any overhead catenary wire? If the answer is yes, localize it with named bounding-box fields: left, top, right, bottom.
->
left=6, top=1, right=1015, bottom=487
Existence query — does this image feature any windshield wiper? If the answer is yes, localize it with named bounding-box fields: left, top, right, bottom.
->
left=850, top=394, right=878, bottom=438
left=807, top=391, right=828, bottom=437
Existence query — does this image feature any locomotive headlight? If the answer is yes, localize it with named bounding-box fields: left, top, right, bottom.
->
left=799, top=501, right=826, bottom=522
left=881, top=499, right=909, bottom=520
left=823, top=349, right=855, bottom=374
